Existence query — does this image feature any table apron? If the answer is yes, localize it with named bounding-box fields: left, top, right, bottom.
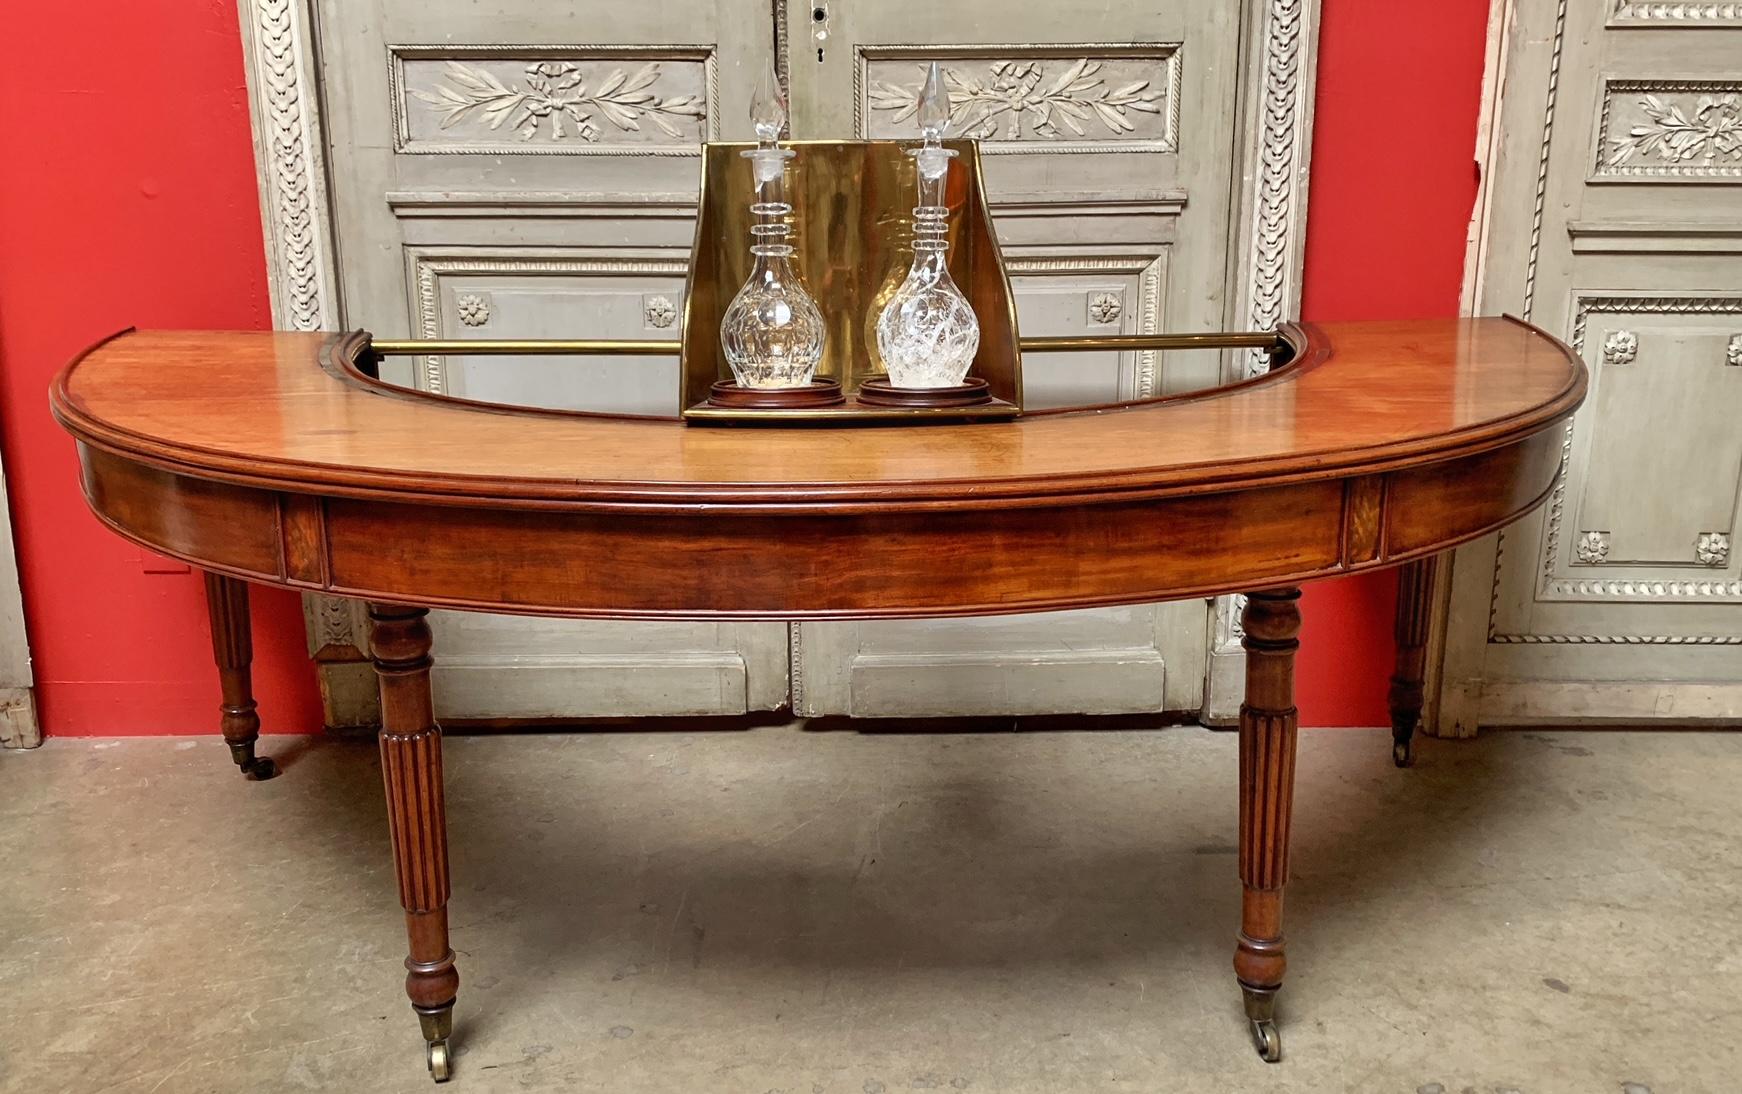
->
left=75, top=426, right=1563, bottom=619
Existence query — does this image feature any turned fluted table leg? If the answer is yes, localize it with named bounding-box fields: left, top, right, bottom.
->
left=1235, top=587, right=1301, bottom=1063
left=1388, top=555, right=1440, bottom=768
left=368, top=603, right=459, bottom=1083
left=202, top=572, right=276, bottom=780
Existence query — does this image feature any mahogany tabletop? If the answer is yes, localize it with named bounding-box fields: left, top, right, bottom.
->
left=54, top=318, right=1582, bottom=511
left=50, top=317, right=1584, bottom=619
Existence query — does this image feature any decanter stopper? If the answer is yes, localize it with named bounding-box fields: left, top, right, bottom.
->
left=875, top=62, right=981, bottom=390
left=917, top=60, right=949, bottom=142
left=751, top=63, right=785, bottom=143
left=719, top=65, right=826, bottom=389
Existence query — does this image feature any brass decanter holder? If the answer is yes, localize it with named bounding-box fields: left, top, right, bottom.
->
left=681, top=139, right=1020, bottom=424
left=358, top=139, right=1301, bottom=422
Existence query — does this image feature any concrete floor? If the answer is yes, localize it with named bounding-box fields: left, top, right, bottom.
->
left=0, top=724, right=1736, bottom=1093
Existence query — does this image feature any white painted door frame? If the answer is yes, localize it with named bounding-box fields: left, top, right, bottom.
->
left=1199, top=0, right=1321, bottom=722
left=1414, top=0, right=1516, bottom=739
left=0, top=446, right=39, bottom=748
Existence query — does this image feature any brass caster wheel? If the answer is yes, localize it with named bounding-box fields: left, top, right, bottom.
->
left=1392, top=737, right=1414, bottom=768
left=427, top=1039, right=452, bottom=1083
left=241, top=756, right=279, bottom=780
left=1249, top=1018, right=1282, bottom=1063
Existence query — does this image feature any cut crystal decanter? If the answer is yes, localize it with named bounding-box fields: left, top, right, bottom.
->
left=718, top=67, right=826, bottom=389
left=874, top=62, right=981, bottom=390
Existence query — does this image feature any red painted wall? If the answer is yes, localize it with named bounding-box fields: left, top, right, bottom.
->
left=1294, top=0, right=1490, bottom=724
left=0, top=0, right=1487, bottom=736
left=0, top=0, right=322, bottom=736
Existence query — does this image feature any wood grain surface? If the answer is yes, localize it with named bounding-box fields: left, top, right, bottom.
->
left=52, top=318, right=1584, bottom=618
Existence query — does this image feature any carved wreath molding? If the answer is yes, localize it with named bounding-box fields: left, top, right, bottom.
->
left=411, top=61, right=706, bottom=143
left=865, top=57, right=1173, bottom=145
left=1598, top=82, right=1742, bottom=178
left=240, top=0, right=335, bottom=333
left=1214, top=0, right=1317, bottom=659
left=854, top=43, right=1181, bottom=154
left=390, top=45, right=717, bottom=156
left=1242, top=0, right=1311, bottom=379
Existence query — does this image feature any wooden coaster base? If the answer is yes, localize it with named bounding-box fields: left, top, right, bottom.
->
left=707, top=378, right=845, bottom=409
left=856, top=377, right=993, bottom=408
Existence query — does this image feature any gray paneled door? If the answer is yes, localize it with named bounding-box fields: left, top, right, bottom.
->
left=315, top=0, right=788, bottom=719
left=249, top=0, right=1316, bottom=723
left=787, top=2, right=1247, bottom=715
left=1439, top=0, right=1742, bottom=729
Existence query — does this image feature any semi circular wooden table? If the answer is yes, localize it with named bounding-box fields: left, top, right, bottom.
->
left=52, top=317, right=1584, bottom=1080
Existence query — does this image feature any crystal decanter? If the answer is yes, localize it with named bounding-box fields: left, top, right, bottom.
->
left=874, top=62, right=980, bottom=389
left=718, top=68, right=826, bottom=389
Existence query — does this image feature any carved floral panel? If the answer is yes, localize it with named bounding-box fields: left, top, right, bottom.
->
left=392, top=46, right=713, bottom=155
left=857, top=46, right=1180, bottom=153
left=1597, top=81, right=1742, bottom=179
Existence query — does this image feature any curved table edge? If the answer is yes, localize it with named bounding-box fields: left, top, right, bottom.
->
left=51, top=325, right=1586, bottom=515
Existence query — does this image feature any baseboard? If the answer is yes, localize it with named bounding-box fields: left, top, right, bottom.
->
left=1474, top=679, right=1742, bottom=725
left=0, top=686, right=40, bottom=748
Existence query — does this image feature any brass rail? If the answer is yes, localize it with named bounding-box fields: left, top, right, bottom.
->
left=1020, top=331, right=1281, bottom=353
left=369, top=339, right=683, bottom=356
left=368, top=331, right=1283, bottom=357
